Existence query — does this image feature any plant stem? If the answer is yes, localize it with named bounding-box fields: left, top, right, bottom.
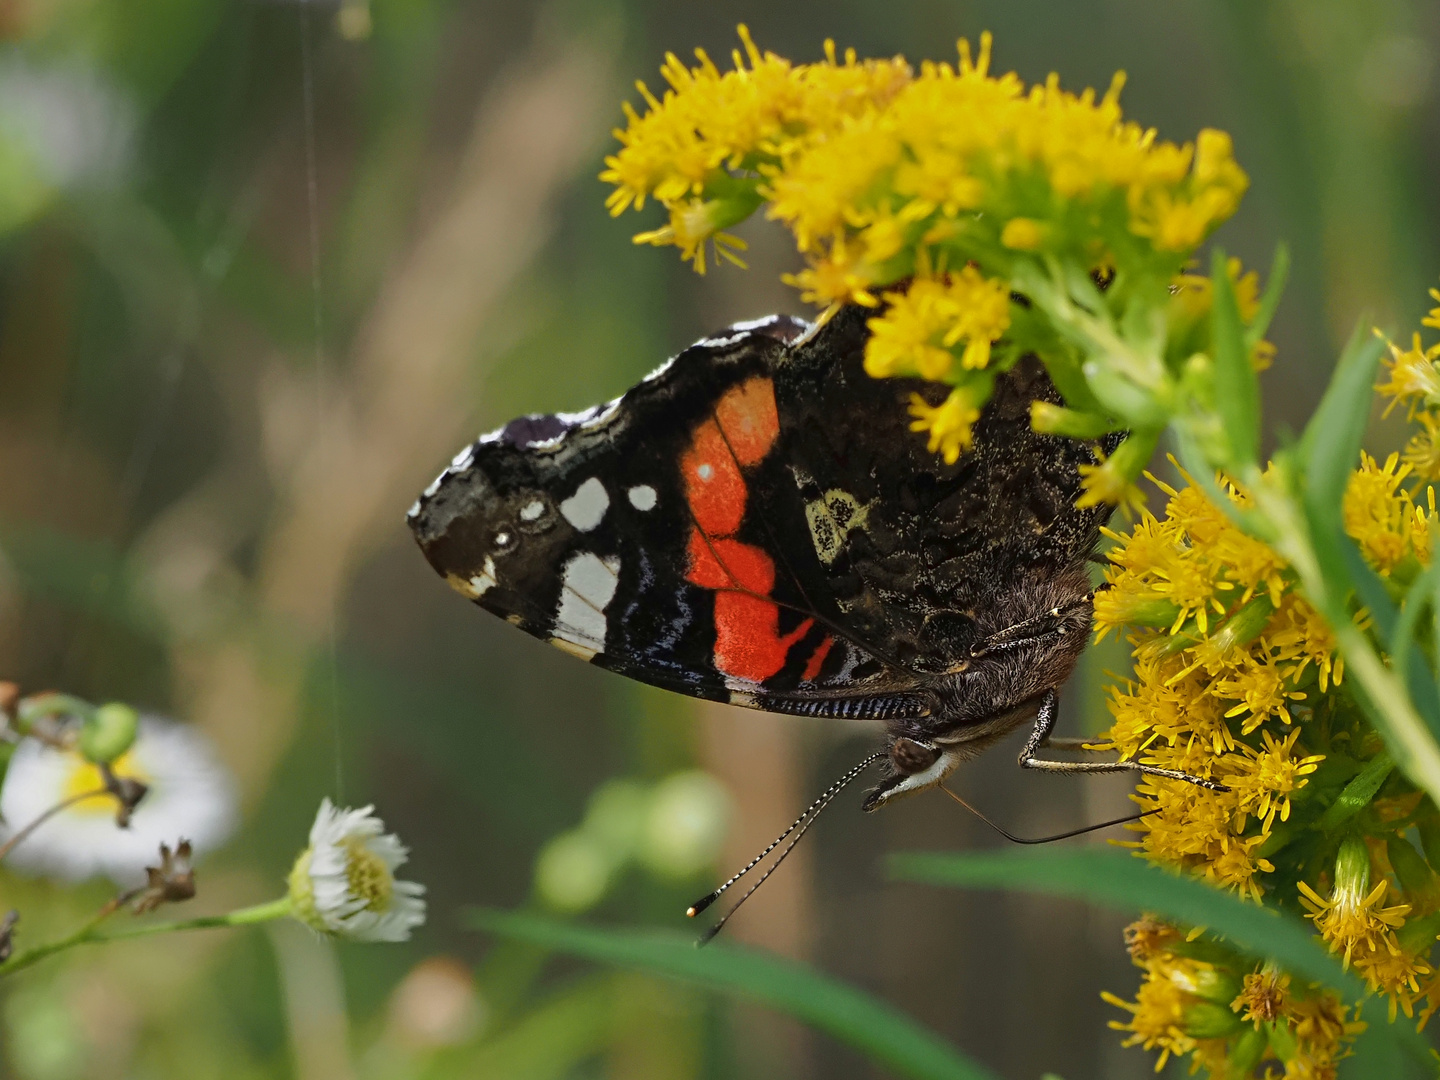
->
left=0, top=896, right=293, bottom=978
left=1252, top=482, right=1440, bottom=805
left=0, top=787, right=111, bottom=862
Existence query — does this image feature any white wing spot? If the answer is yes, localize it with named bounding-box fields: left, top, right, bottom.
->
left=560, top=477, right=609, bottom=532
left=697, top=463, right=714, bottom=481
left=628, top=485, right=657, bottom=511
left=551, top=552, right=620, bottom=659
left=468, top=557, right=497, bottom=598
left=520, top=499, right=545, bottom=521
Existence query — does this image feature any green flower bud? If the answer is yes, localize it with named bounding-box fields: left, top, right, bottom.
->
left=78, top=703, right=139, bottom=764
left=1029, top=401, right=1120, bottom=440
left=1205, top=595, right=1275, bottom=655
left=1230, top=1026, right=1268, bottom=1072
left=1185, top=964, right=1243, bottom=1006
left=1334, top=835, right=1372, bottom=895
left=1182, top=1000, right=1244, bottom=1039
left=1266, top=1018, right=1298, bottom=1063
left=534, top=831, right=613, bottom=914
left=581, top=779, right=649, bottom=863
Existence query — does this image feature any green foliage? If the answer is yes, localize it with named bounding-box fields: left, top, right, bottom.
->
left=889, top=847, right=1361, bottom=994
left=468, top=908, right=1002, bottom=1080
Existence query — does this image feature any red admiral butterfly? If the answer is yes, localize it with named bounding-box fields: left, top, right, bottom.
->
left=408, top=306, right=1221, bottom=930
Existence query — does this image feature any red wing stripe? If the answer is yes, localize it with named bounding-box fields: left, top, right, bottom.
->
left=801, top=635, right=836, bottom=682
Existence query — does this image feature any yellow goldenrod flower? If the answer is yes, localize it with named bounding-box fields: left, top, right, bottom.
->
left=1376, top=331, right=1440, bottom=415
left=1343, top=452, right=1429, bottom=573
left=1231, top=968, right=1289, bottom=1026
left=906, top=387, right=984, bottom=464
left=999, top=216, right=1045, bottom=250
left=1077, top=455, right=1147, bottom=514
left=864, top=270, right=1011, bottom=381
left=1298, top=839, right=1409, bottom=970
left=1102, top=955, right=1210, bottom=1071
left=1403, top=411, right=1440, bottom=482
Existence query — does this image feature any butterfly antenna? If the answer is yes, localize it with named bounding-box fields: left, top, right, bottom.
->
left=689, top=752, right=884, bottom=944
left=941, top=785, right=1156, bottom=844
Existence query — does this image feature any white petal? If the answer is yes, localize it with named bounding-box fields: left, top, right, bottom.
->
left=0, top=717, right=237, bottom=886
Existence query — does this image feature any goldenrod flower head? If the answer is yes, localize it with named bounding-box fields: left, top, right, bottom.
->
left=1102, top=954, right=1212, bottom=1071
left=1402, top=411, right=1440, bottom=482
left=1299, top=839, right=1408, bottom=966
left=605, top=28, right=1250, bottom=477
left=1231, top=968, right=1289, bottom=1026
left=1076, top=455, right=1147, bottom=514
left=999, top=217, right=1045, bottom=250
left=1377, top=331, right=1440, bottom=415
left=1343, top=452, right=1429, bottom=573
left=864, top=269, right=1011, bottom=381
left=906, top=386, right=984, bottom=464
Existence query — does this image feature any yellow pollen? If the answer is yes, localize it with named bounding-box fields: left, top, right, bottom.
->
left=343, top=838, right=393, bottom=912
left=61, top=750, right=147, bottom=817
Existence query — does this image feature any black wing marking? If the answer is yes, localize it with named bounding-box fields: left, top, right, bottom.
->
left=749, top=306, right=1110, bottom=679
left=408, top=314, right=925, bottom=715
left=408, top=306, right=1106, bottom=720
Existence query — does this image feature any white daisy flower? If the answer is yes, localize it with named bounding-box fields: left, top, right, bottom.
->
left=287, top=799, right=425, bottom=942
left=0, top=716, right=237, bottom=885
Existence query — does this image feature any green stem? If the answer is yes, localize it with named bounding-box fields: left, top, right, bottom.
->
left=0, top=896, right=293, bottom=978
left=1251, top=482, right=1440, bottom=805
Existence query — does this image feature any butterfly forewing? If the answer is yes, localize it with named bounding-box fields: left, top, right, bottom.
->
left=408, top=307, right=1105, bottom=722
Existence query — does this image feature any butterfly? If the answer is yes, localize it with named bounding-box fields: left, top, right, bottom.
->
left=408, top=305, right=1221, bottom=932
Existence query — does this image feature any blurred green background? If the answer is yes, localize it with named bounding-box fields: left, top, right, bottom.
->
left=0, top=0, right=1436, bottom=1077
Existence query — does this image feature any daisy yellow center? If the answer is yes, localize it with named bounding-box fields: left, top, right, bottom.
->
left=344, top=838, right=393, bottom=912
left=60, top=750, right=147, bottom=817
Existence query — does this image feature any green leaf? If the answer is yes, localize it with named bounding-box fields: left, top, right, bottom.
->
left=1210, top=246, right=1260, bottom=468
left=467, top=909, right=1000, bottom=1080
left=1299, top=321, right=1383, bottom=527
left=1318, top=751, right=1394, bottom=832
left=1392, top=563, right=1440, bottom=735
left=887, top=847, right=1363, bottom=996
left=1245, top=243, right=1290, bottom=352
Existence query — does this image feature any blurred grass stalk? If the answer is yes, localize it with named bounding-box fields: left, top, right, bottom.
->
left=174, top=33, right=614, bottom=800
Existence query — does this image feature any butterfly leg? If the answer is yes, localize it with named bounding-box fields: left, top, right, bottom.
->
left=971, top=598, right=1092, bottom=659
left=1018, top=689, right=1229, bottom=791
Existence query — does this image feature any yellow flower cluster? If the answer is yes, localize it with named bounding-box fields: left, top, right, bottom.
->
left=1096, top=472, right=1337, bottom=895
left=864, top=268, right=1011, bottom=380
left=1105, top=920, right=1360, bottom=1077
left=1377, top=285, right=1440, bottom=481
left=1100, top=433, right=1440, bottom=1067
left=604, top=29, right=1248, bottom=467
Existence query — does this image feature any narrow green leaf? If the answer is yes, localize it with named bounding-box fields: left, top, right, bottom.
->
left=888, top=847, right=1363, bottom=996
left=1210, top=246, right=1260, bottom=467
left=467, top=909, right=1000, bottom=1080
left=1245, top=243, right=1290, bottom=352
left=1299, top=321, right=1383, bottom=527
left=1170, top=426, right=1267, bottom=537
left=1318, top=751, right=1394, bottom=832
left=1392, top=563, right=1440, bottom=734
